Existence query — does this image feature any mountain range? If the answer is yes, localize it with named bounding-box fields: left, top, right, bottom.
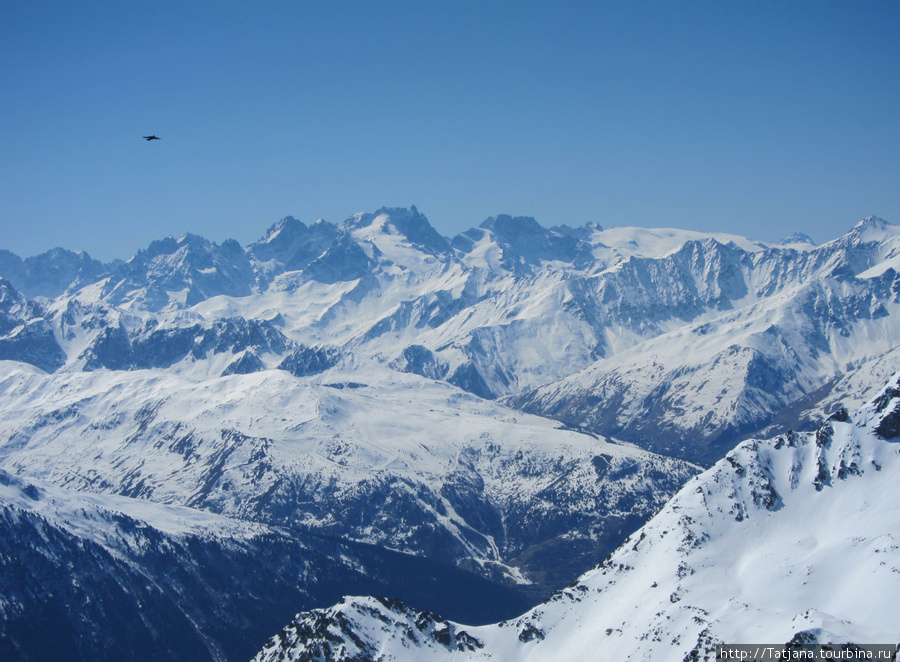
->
left=1, top=207, right=898, bottom=660
left=4, top=208, right=899, bottom=463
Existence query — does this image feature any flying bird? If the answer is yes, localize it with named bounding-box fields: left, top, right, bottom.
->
left=143, top=135, right=160, bottom=141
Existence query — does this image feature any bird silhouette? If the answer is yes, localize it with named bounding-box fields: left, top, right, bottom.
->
left=143, top=135, right=160, bottom=141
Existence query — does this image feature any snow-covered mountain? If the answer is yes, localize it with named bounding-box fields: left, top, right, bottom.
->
left=505, top=216, right=900, bottom=463
left=0, top=469, right=534, bottom=662
left=0, top=278, right=65, bottom=372
left=3, top=209, right=897, bottom=464
left=252, top=372, right=900, bottom=662
left=2, top=208, right=899, bottom=660
left=0, top=360, right=697, bottom=595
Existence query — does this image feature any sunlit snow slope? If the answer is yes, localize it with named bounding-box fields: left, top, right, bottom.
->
left=0, top=359, right=697, bottom=593
left=254, top=373, right=900, bottom=662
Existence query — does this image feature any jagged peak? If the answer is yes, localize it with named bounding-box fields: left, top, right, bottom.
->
left=778, top=232, right=816, bottom=247
left=846, top=215, right=899, bottom=243
left=853, top=215, right=891, bottom=230
left=259, top=216, right=308, bottom=243
left=175, top=232, right=212, bottom=248
left=18, top=246, right=102, bottom=267
left=141, top=233, right=212, bottom=259
left=550, top=221, right=603, bottom=240
left=661, top=234, right=747, bottom=260
left=472, top=214, right=594, bottom=272
left=253, top=595, right=485, bottom=662
left=479, top=214, right=546, bottom=237
left=249, top=216, right=338, bottom=275
left=342, top=206, right=451, bottom=255
left=0, top=276, right=24, bottom=304
left=0, top=248, right=24, bottom=263
left=35, top=246, right=79, bottom=259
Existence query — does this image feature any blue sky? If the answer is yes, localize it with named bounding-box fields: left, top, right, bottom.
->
left=1, top=1, right=898, bottom=261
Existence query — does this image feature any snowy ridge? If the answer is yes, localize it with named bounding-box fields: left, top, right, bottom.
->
left=253, top=373, right=900, bottom=661
left=0, top=359, right=698, bottom=591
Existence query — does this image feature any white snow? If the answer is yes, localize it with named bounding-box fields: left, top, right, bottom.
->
left=254, top=376, right=900, bottom=661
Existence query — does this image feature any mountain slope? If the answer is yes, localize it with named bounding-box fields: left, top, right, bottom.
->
left=0, top=359, right=698, bottom=596
left=0, top=470, right=534, bottom=662
left=507, top=271, right=900, bottom=463
left=505, top=217, right=900, bottom=463
left=253, top=372, right=900, bottom=661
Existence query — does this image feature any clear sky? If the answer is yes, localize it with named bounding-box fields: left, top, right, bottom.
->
left=2, top=0, right=898, bottom=261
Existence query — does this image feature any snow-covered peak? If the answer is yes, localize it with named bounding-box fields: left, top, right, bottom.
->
left=0, top=277, right=23, bottom=308
left=327, top=207, right=455, bottom=279
left=252, top=596, right=488, bottom=662
left=248, top=215, right=338, bottom=277
left=847, top=215, right=899, bottom=244
left=257, top=215, right=308, bottom=243
left=776, top=231, right=817, bottom=248
left=140, top=232, right=213, bottom=260
left=342, top=206, right=451, bottom=256
left=0, top=246, right=107, bottom=300
left=454, top=214, right=591, bottom=274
